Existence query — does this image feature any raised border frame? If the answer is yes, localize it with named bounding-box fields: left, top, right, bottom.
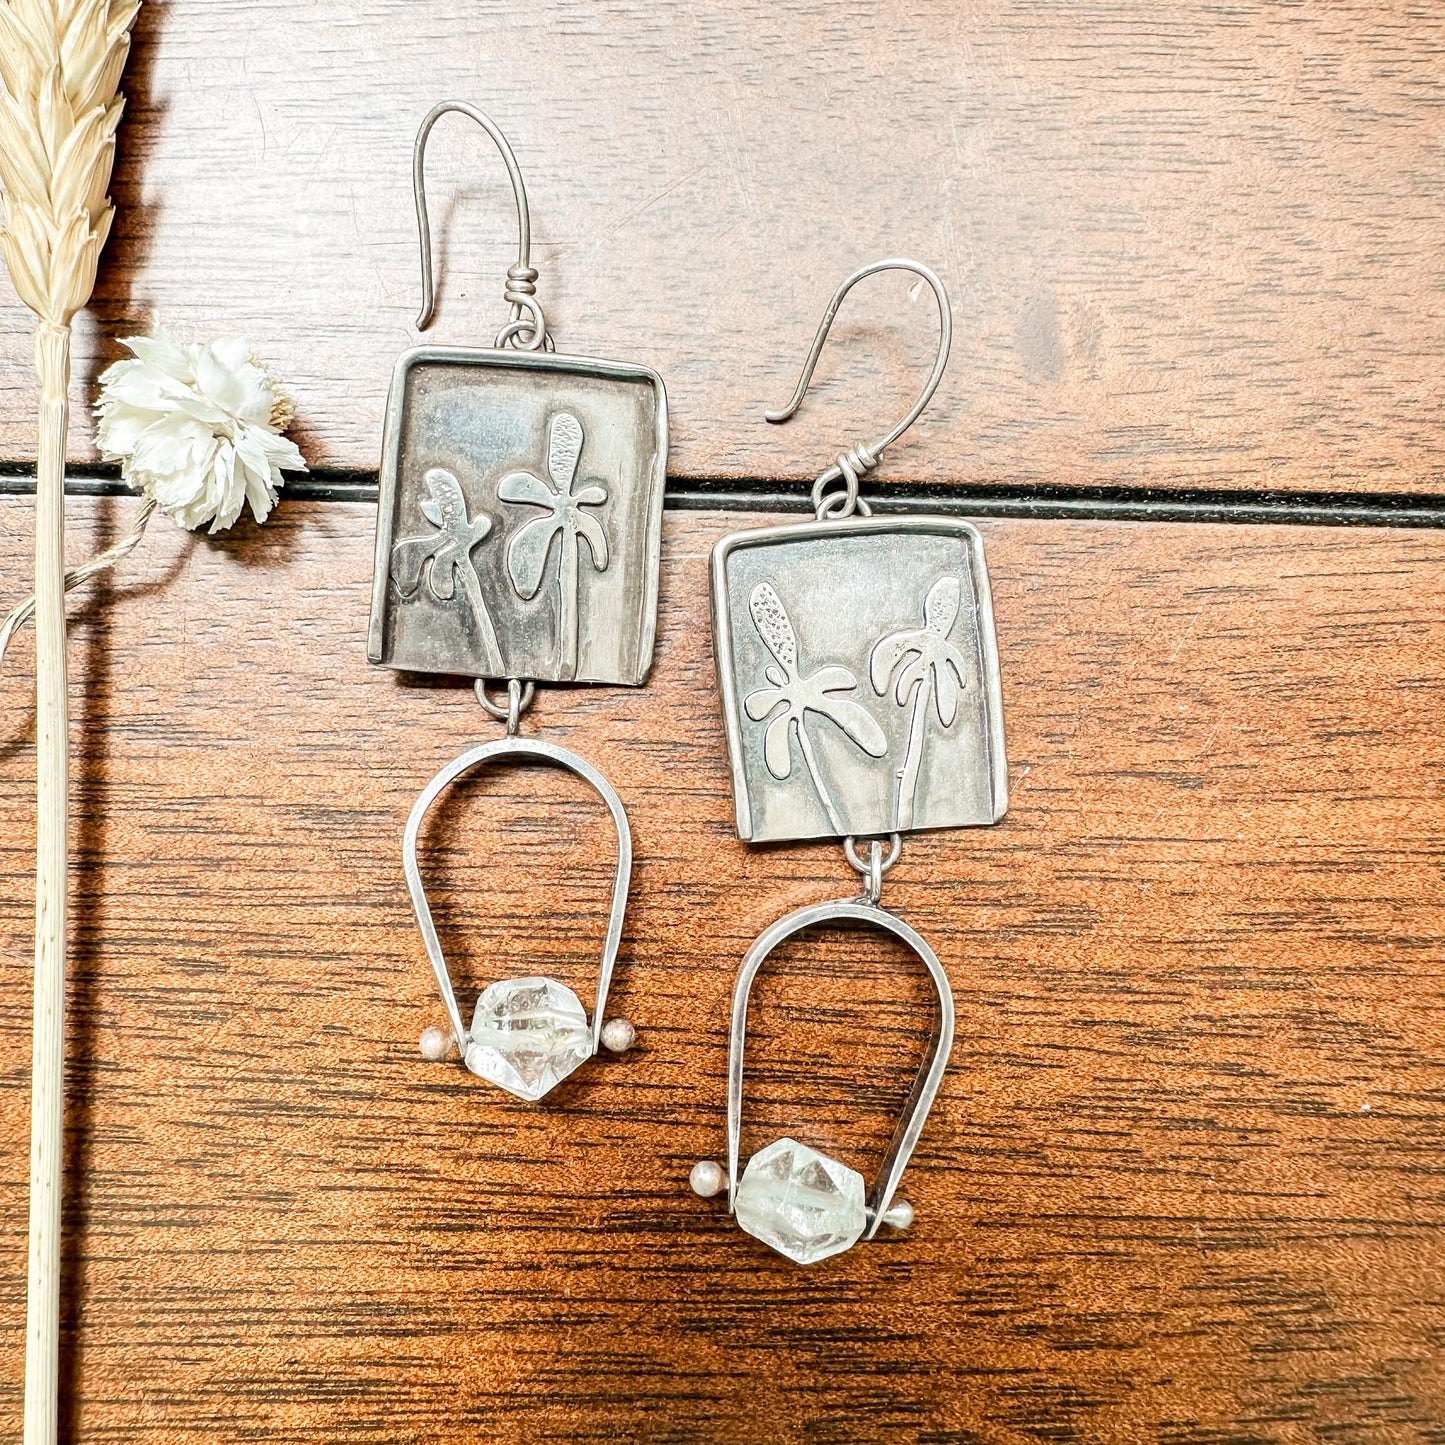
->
left=710, top=514, right=1008, bottom=841
left=367, top=344, right=669, bottom=682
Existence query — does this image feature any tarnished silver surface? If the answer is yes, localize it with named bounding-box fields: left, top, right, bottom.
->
left=711, top=515, right=1007, bottom=843
left=723, top=897, right=955, bottom=1241
left=372, top=102, right=668, bottom=686
left=401, top=736, right=633, bottom=1060
left=369, top=346, right=667, bottom=684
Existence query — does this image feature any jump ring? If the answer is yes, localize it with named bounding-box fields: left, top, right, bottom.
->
left=475, top=678, right=536, bottom=733
left=865, top=843, right=882, bottom=903
left=844, top=832, right=901, bottom=882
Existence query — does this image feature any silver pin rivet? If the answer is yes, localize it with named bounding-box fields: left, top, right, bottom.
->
left=689, top=1160, right=727, bottom=1198
left=882, top=1199, right=915, bottom=1231
left=418, top=1025, right=454, bottom=1062
left=600, top=1018, right=636, bottom=1054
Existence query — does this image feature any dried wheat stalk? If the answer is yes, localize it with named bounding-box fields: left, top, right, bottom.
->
left=0, top=2, right=138, bottom=1440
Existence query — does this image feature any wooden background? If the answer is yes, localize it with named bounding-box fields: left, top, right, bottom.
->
left=1, top=0, right=1443, bottom=492
left=1, top=3, right=1445, bottom=1443
left=1, top=507, right=1444, bottom=1443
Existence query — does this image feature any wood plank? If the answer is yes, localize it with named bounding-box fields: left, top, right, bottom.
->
left=1, top=2, right=1443, bottom=491
left=0, top=497, right=1442, bottom=1439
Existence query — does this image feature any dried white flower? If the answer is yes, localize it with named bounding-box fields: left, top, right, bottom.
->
left=95, top=329, right=306, bottom=532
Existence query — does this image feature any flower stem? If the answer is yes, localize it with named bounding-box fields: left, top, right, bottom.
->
left=895, top=676, right=932, bottom=831
left=559, top=528, right=579, bottom=681
left=795, top=718, right=846, bottom=835
left=27, top=319, right=70, bottom=1445
left=458, top=559, right=503, bottom=675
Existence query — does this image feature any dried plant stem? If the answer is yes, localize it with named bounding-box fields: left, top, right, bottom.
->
left=0, top=1, right=140, bottom=1436
left=0, top=497, right=156, bottom=665
left=27, top=318, right=70, bottom=1445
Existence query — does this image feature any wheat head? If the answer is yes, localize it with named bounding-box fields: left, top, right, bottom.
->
left=0, top=0, right=139, bottom=328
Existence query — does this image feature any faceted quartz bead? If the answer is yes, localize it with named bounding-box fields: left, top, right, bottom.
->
left=733, top=1137, right=868, bottom=1265
left=464, top=976, right=593, bottom=1101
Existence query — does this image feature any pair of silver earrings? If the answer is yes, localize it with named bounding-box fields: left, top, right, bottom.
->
left=366, top=103, right=1008, bottom=1268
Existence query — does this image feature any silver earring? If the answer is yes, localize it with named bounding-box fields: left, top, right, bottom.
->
left=368, top=103, right=668, bottom=1100
left=690, top=259, right=1007, bottom=1263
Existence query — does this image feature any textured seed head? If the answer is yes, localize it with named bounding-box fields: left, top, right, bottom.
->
left=0, top=0, right=137, bottom=326
left=749, top=582, right=798, bottom=671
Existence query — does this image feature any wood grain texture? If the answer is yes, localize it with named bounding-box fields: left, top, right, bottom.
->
left=0, top=497, right=1442, bottom=1441
left=1, top=2, right=1443, bottom=491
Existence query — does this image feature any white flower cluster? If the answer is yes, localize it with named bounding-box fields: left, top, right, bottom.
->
left=95, top=330, right=306, bottom=532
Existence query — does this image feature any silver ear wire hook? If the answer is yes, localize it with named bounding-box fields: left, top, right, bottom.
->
left=412, top=100, right=550, bottom=350
left=766, top=258, right=952, bottom=519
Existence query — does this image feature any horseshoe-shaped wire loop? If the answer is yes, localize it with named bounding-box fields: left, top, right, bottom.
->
left=402, top=738, right=633, bottom=1055
left=727, top=898, right=955, bottom=1239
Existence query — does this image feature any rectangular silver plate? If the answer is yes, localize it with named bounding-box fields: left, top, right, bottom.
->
left=368, top=346, right=668, bottom=685
left=711, top=516, right=1007, bottom=844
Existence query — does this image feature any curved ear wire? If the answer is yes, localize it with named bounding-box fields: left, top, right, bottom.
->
left=724, top=899, right=955, bottom=1237
left=412, top=100, right=545, bottom=345
left=766, top=258, right=952, bottom=497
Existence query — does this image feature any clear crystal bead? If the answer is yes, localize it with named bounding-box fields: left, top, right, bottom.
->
left=464, top=976, right=592, bottom=1101
left=733, top=1137, right=867, bottom=1265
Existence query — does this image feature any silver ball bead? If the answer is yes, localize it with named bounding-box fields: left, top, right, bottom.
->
left=418, top=1025, right=454, bottom=1063
left=689, top=1160, right=727, bottom=1198
left=600, top=1017, right=636, bottom=1054
left=882, top=1198, right=915, bottom=1231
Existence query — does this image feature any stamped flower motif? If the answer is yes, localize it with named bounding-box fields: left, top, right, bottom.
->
left=869, top=575, right=971, bottom=829
left=390, top=468, right=503, bottom=673
left=498, top=412, right=609, bottom=680
left=94, top=329, right=306, bottom=532
left=744, top=581, right=886, bottom=835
